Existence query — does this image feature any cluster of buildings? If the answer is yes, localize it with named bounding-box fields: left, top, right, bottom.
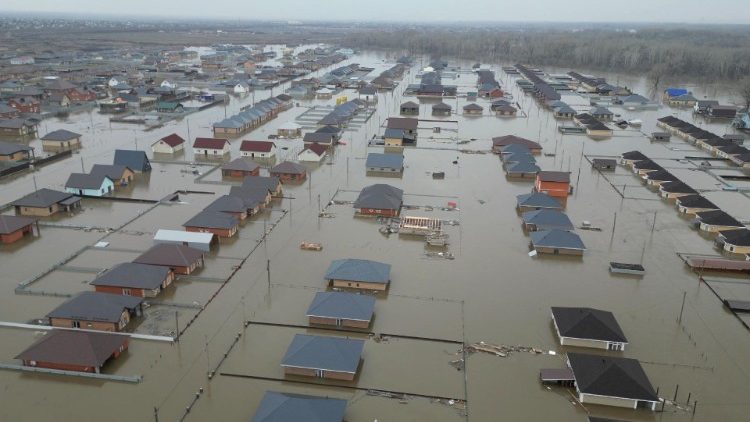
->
left=657, top=116, right=749, bottom=168
left=212, top=94, right=292, bottom=138
left=662, top=88, right=739, bottom=120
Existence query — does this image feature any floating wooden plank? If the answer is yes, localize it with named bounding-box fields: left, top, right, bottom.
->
left=398, top=216, right=442, bottom=236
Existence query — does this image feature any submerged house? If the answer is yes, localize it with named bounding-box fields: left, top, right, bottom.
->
left=221, top=158, right=260, bottom=178
left=16, top=330, right=129, bottom=374
left=242, top=175, right=282, bottom=197
left=306, top=291, right=376, bottom=328
left=366, top=153, right=404, bottom=174
left=551, top=307, right=628, bottom=351
left=183, top=210, right=239, bottom=238
left=47, top=291, right=144, bottom=332
left=298, top=143, right=328, bottom=162
left=399, top=101, right=419, bottom=115
left=715, top=229, right=750, bottom=255
left=113, top=149, right=151, bottom=172
left=0, top=215, right=36, bottom=244
left=353, top=184, right=403, bottom=217
left=521, top=210, right=574, bottom=232
left=64, top=173, right=114, bottom=197
left=90, top=164, right=135, bottom=188
left=567, top=353, right=659, bottom=410
left=151, top=133, right=185, bottom=154
left=204, top=195, right=249, bottom=220
left=90, top=262, right=174, bottom=298
left=492, top=135, right=542, bottom=154
left=193, top=137, right=230, bottom=157
left=516, top=192, right=563, bottom=211
left=40, top=129, right=82, bottom=150
left=134, top=244, right=205, bottom=275
left=529, top=230, right=586, bottom=256
left=324, top=258, right=391, bottom=291
left=270, top=161, right=307, bottom=183
left=281, top=334, right=365, bottom=381
left=658, top=181, right=697, bottom=199
left=432, top=102, right=452, bottom=116
left=535, top=171, right=571, bottom=198
left=694, top=210, right=745, bottom=233
left=252, top=392, right=346, bottom=422
left=676, top=195, right=719, bottom=215
left=11, top=189, right=81, bottom=217
left=240, top=140, right=276, bottom=159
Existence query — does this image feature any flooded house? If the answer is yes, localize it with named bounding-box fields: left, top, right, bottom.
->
left=591, top=158, right=617, bottom=171
left=303, top=132, right=336, bottom=147
left=399, top=101, right=419, bottom=115
left=566, top=353, right=659, bottom=410
left=204, top=195, right=249, bottom=220
left=15, top=330, right=129, bottom=374
left=90, top=164, right=135, bottom=188
left=64, top=173, right=114, bottom=197
left=221, top=158, right=260, bottom=178
left=650, top=132, right=671, bottom=142
left=298, top=143, right=328, bottom=162
left=133, top=244, right=205, bottom=275
left=463, top=103, right=483, bottom=115
left=0, top=142, right=33, bottom=161
left=270, top=161, right=307, bottom=183
left=553, top=104, right=577, bottom=119
left=694, top=210, right=745, bottom=233
left=229, top=186, right=272, bottom=215
left=493, top=103, right=518, bottom=117
left=534, top=171, right=571, bottom=198
left=529, top=229, right=586, bottom=255
left=676, top=195, right=720, bottom=215
left=281, top=334, right=365, bottom=381
left=715, top=229, right=750, bottom=254
left=242, top=175, right=282, bottom=197
left=386, top=117, right=418, bottom=139
left=90, top=262, right=174, bottom=297
left=252, top=392, right=346, bottom=422
left=277, top=121, right=302, bottom=138
left=643, top=170, right=679, bottom=187
left=0, top=118, right=37, bottom=137
left=589, top=106, right=613, bottom=121
left=431, top=102, right=452, bottom=116
left=619, top=150, right=649, bottom=167
left=183, top=210, right=239, bottom=238
left=153, top=230, right=215, bottom=252
left=585, top=120, right=613, bottom=138
left=47, top=291, right=144, bottom=332
left=365, top=153, right=404, bottom=174
left=667, top=93, right=698, bottom=107
left=551, top=307, right=628, bottom=350
left=516, top=192, right=563, bottom=211
left=491, top=135, right=542, bottom=154
left=151, top=133, right=185, bottom=154
left=324, top=258, right=391, bottom=291
left=193, top=137, right=230, bottom=157
left=113, top=149, right=151, bottom=172
left=306, top=291, right=376, bottom=328
left=0, top=215, right=36, bottom=244
left=658, top=181, right=697, bottom=199
left=521, top=210, right=574, bottom=232
left=40, top=129, right=82, bottom=150
left=240, top=140, right=277, bottom=159
left=353, top=184, right=403, bottom=217
left=11, top=188, right=81, bottom=216
left=631, top=159, right=663, bottom=176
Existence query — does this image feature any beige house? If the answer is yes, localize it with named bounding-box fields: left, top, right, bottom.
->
left=551, top=307, right=627, bottom=351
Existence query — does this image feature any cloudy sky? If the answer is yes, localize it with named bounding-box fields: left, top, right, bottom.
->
left=1, top=0, right=748, bottom=24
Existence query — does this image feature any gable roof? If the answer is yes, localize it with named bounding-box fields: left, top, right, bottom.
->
left=47, top=291, right=143, bottom=323
left=90, top=164, right=132, bottom=181
left=15, top=330, right=128, bottom=368
left=530, top=230, right=586, bottom=250
left=204, top=195, right=248, bottom=214
left=64, top=173, right=112, bottom=190
left=521, top=210, right=574, bottom=231
left=40, top=129, right=81, bottom=142
left=325, top=259, right=391, bottom=284
left=90, top=263, right=170, bottom=290
left=271, top=161, right=306, bottom=175
left=11, top=188, right=74, bottom=208
left=281, top=334, right=365, bottom=373
left=365, top=153, right=404, bottom=170
left=252, top=391, right=347, bottom=422
left=568, top=353, right=658, bottom=402
left=695, top=210, right=744, bottom=227
left=537, top=171, right=570, bottom=183
left=113, top=149, right=151, bottom=172
left=552, top=307, right=627, bottom=343
left=134, top=244, right=204, bottom=268
left=0, top=214, right=35, bottom=234
left=183, top=210, right=239, bottom=230
left=302, top=143, right=328, bottom=157
left=516, top=192, right=562, bottom=209
left=506, top=160, right=541, bottom=174
left=353, top=184, right=403, bottom=210
left=307, top=291, right=376, bottom=322
left=492, top=135, right=541, bottom=150
left=193, top=137, right=228, bottom=149
left=157, top=133, right=185, bottom=147
left=0, top=141, right=32, bottom=155
left=240, top=140, right=276, bottom=152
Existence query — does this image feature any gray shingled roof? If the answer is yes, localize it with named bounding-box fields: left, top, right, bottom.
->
left=0, top=215, right=36, bottom=234
left=205, top=195, right=248, bottom=214
left=90, top=263, right=170, bottom=290
left=530, top=230, right=586, bottom=250
left=183, top=210, right=239, bottom=230
left=506, top=161, right=540, bottom=174
left=306, top=292, right=376, bottom=322
left=365, top=153, right=404, bottom=170
left=516, top=192, right=562, bottom=210
left=134, top=244, right=204, bottom=268
left=281, top=334, right=364, bottom=373
left=552, top=307, right=627, bottom=343
left=0, top=141, right=32, bottom=155
left=252, top=391, right=346, bottom=422
left=15, top=330, right=128, bottom=369
left=47, top=291, right=143, bottom=323
left=64, top=173, right=112, bottom=190
left=242, top=175, right=280, bottom=192
left=40, top=129, right=81, bottom=142
left=324, top=259, right=391, bottom=284
left=271, top=161, right=306, bottom=175
left=568, top=353, right=658, bottom=401
left=11, top=188, right=75, bottom=208
left=90, top=164, right=131, bottom=181
left=353, top=184, right=403, bottom=210
left=522, top=210, right=574, bottom=231
left=222, top=158, right=259, bottom=172
left=113, top=149, right=151, bottom=172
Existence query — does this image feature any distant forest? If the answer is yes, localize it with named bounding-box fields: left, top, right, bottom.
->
left=344, top=27, right=750, bottom=81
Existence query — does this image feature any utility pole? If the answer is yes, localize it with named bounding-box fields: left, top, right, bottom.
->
left=678, top=291, right=687, bottom=323
left=174, top=311, right=179, bottom=341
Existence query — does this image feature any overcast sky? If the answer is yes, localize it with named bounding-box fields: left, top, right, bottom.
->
left=2, top=0, right=749, bottom=24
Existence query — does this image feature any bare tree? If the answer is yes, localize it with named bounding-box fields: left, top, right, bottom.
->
left=647, top=64, right=669, bottom=100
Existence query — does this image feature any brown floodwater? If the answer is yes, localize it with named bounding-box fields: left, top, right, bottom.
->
left=1, top=49, right=749, bottom=422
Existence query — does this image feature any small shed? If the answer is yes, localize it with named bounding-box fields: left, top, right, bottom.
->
left=306, top=291, right=376, bottom=328
left=591, top=158, right=617, bottom=171
left=281, top=334, right=365, bottom=380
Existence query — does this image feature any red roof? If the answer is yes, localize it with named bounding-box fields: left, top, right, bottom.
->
left=193, top=137, right=228, bottom=149
left=240, top=140, right=275, bottom=152
left=304, top=143, right=328, bottom=156
left=160, top=133, right=185, bottom=147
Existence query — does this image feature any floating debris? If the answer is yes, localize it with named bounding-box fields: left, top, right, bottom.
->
left=318, top=212, right=335, bottom=218
left=425, top=251, right=454, bottom=260
left=299, top=242, right=323, bottom=251
left=461, top=342, right=547, bottom=357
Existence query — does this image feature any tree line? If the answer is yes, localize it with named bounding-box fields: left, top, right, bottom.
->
left=343, top=27, right=750, bottom=82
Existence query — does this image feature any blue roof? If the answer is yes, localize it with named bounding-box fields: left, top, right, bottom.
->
left=516, top=192, right=562, bottom=209
left=521, top=210, right=575, bottom=231
left=324, top=259, right=391, bottom=284
left=665, top=88, right=688, bottom=97
left=113, top=149, right=151, bottom=172
left=252, top=391, right=346, bottom=422
left=529, top=229, right=585, bottom=250
left=365, top=153, right=404, bottom=170
left=281, top=334, right=364, bottom=373
left=506, top=161, right=540, bottom=174
left=306, top=292, right=376, bottom=322
left=500, top=144, right=532, bottom=155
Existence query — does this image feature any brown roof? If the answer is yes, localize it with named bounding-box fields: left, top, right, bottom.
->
left=15, top=330, right=127, bottom=368
left=386, top=117, right=418, bottom=131
left=271, top=161, right=306, bottom=175
left=0, top=214, right=35, bottom=234
left=159, top=133, right=185, bottom=147
left=303, top=143, right=328, bottom=156
left=537, top=171, right=571, bottom=183
left=193, top=137, right=228, bottom=149
left=240, top=140, right=275, bottom=152
left=222, top=158, right=260, bottom=172
left=492, top=135, right=542, bottom=150
left=133, top=244, right=204, bottom=268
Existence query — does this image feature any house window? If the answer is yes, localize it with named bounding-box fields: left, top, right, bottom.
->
left=123, top=288, right=132, bottom=296
left=72, top=321, right=80, bottom=328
